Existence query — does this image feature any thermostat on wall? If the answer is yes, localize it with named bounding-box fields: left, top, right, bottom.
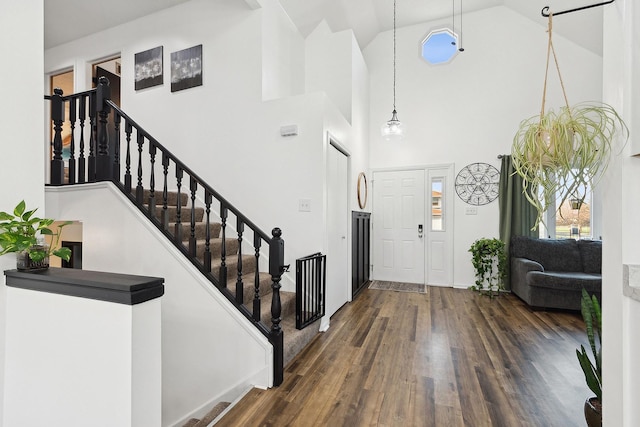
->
left=280, top=124, right=298, bottom=137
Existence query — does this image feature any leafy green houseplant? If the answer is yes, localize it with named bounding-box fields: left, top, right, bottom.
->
left=468, top=238, right=506, bottom=297
left=511, top=15, right=628, bottom=229
left=0, top=200, right=72, bottom=270
left=577, top=288, right=602, bottom=427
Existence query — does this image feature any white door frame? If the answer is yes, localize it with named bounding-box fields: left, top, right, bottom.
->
left=371, top=164, right=455, bottom=286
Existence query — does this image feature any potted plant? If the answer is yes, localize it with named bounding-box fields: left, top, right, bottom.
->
left=576, top=288, right=602, bottom=427
left=0, top=200, right=72, bottom=270
left=468, top=238, right=506, bottom=298
left=511, top=15, right=628, bottom=229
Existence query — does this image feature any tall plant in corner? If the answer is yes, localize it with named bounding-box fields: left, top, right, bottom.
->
left=468, top=238, right=506, bottom=298
left=511, top=14, right=628, bottom=229
left=577, top=288, right=602, bottom=426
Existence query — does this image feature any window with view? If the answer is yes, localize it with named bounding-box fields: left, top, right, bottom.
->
left=539, top=175, right=593, bottom=239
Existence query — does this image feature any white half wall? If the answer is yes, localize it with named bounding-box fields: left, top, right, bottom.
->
left=45, top=184, right=272, bottom=427
left=0, top=2, right=44, bottom=425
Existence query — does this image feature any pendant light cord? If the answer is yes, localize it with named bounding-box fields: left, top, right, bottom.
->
left=393, top=0, right=397, bottom=112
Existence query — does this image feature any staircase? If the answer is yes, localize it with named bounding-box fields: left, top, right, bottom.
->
left=155, top=190, right=319, bottom=368
left=45, top=79, right=322, bottom=400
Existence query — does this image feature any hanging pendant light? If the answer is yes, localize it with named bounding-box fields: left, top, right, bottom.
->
left=381, top=0, right=405, bottom=142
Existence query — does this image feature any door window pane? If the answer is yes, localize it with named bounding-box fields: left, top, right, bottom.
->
left=431, top=178, right=444, bottom=231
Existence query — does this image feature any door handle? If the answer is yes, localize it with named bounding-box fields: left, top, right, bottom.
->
left=418, top=224, right=423, bottom=238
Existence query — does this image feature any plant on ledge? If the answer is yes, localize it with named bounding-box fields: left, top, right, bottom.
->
left=468, top=238, right=506, bottom=298
left=511, top=14, right=628, bottom=229
left=0, top=200, right=72, bottom=270
left=577, top=288, right=602, bottom=427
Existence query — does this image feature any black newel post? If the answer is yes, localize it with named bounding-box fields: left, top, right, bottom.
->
left=269, top=227, right=285, bottom=386
left=95, top=76, right=112, bottom=181
left=50, top=88, right=65, bottom=185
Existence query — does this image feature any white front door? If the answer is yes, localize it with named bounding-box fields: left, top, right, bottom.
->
left=323, top=142, right=349, bottom=330
left=372, top=170, right=425, bottom=284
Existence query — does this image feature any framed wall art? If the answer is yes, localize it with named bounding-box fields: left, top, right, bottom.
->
left=170, top=44, right=203, bottom=92
left=134, top=46, right=163, bottom=90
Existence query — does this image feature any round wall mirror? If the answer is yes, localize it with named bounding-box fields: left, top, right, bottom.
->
left=357, top=172, right=368, bottom=209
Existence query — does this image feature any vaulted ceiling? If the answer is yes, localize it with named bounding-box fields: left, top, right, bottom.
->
left=45, top=0, right=604, bottom=54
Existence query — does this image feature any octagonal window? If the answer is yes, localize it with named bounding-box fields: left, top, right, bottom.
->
left=421, top=29, right=459, bottom=65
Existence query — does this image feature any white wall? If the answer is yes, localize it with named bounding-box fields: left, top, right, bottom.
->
left=44, top=0, right=370, bottom=286
left=364, top=6, right=603, bottom=287
left=0, top=1, right=44, bottom=424
left=45, top=184, right=272, bottom=427
left=602, top=1, right=640, bottom=425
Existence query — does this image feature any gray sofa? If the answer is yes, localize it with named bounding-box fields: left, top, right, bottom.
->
left=510, top=236, right=602, bottom=310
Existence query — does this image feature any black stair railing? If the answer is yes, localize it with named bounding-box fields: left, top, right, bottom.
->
left=45, top=77, right=285, bottom=386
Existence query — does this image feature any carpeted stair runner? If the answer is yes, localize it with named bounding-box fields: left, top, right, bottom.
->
left=142, top=191, right=319, bottom=424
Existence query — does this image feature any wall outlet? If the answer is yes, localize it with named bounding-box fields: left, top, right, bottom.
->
left=465, top=207, right=478, bottom=215
left=299, top=199, right=311, bottom=212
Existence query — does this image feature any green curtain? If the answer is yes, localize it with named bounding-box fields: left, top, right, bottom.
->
left=498, top=155, right=538, bottom=289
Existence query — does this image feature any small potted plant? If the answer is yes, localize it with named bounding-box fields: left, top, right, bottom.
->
left=468, top=238, right=506, bottom=298
left=0, top=200, right=72, bottom=270
left=577, top=288, right=602, bottom=427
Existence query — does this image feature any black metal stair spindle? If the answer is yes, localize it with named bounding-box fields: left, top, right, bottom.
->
left=88, top=91, right=96, bottom=182
left=174, top=166, right=183, bottom=243
left=204, top=190, right=212, bottom=273
left=68, top=97, right=76, bottom=184
left=219, top=204, right=228, bottom=288
left=189, top=176, right=198, bottom=257
left=161, top=152, right=170, bottom=231
left=236, top=219, right=244, bottom=304
left=50, top=88, right=65, bottom=185
left=135, top=132, right=144, bottom=204
left=78, top=94, right=87, bottom=184
left=253, top=235, right=262, bottom=322
left=113, top=112, right=121, bottom=181
left=124, top=121, right=132, bottom=192
left=148, top=143, right=157, bottom=217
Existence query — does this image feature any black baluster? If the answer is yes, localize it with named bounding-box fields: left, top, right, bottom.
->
left=95, top=76, right=111, bottom=181
left=148, top=143, right=157, bottom=217
left=161, top=152, right=170, bottom=231
left=124, top=121, right=132, bottom=192
left=78, top=94, right=87, bottom=183
left=236, top=220, right=244, bottom=304
left=113, top=112, right=121, bottom=181
left=253, top=234, right=262, bottom=322
left=174, top=166, right=183, bottom=243
left=88, top=91, right=96, bottom=182
left=269, top=227, right=284, bottom=386
left=219, top=204, right=228, bottom=288
left=189, top=176, right=197, bottom=257
left=136, top=132, right=144, bottom=203
left=50, top=88, right=64, bottom=185
left=204, top=191, right=212, bottom=272
left=68, top=97, right=76, bottom=184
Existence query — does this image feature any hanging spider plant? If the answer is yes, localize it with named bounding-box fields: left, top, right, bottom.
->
left=511, top=15, right=628, bottom=228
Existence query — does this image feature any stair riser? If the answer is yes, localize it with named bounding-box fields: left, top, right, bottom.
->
left=187, top=239, right=240, bottom=259
left=143, top=189, right=188, bottom=207
left=173, top=222, right=222, bottom=240
left=149, top=205, right=204, bottom=223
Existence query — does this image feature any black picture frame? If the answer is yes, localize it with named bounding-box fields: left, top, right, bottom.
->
left=134, top=46, right=163, bottom=90
left=171, top=44, right=203, bottom=92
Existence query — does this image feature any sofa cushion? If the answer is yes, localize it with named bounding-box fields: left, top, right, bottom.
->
left=510, top=236, right=582, bottom=272
left=527, top=271, right=601, bottom=294
left=577, top=239, right=602, bottom=274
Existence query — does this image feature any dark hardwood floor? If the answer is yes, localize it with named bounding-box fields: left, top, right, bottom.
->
left=216, top=287, right=590, bottom=426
